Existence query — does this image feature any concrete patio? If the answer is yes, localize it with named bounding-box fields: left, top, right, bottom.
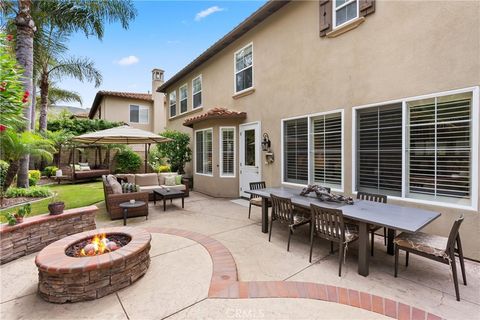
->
left=1, top=192, right=479, bottom=320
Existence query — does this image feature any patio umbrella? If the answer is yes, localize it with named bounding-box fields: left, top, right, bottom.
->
left=71, top=125, right=172, bottom=173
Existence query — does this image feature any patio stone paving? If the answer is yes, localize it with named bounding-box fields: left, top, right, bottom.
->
left=1, top=192, right=479, bottom=319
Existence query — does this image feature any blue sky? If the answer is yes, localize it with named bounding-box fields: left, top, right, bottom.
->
left=60, top=1, right=267, bottom=109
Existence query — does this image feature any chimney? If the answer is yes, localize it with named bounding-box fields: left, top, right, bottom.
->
left=151, top=68, right=166, bottom=133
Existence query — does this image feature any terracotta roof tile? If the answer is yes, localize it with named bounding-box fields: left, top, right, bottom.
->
left=183, top=107, right=247, bottom=128
left=89, top=91, right=153, bottom=118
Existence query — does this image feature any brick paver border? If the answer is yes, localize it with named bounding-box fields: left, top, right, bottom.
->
left=145, top=227, right=443, bottom=320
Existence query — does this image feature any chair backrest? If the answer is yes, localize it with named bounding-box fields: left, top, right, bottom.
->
left=446, top=215, right=464, bottom=253
left=250, top=181, right=266, bottom=199
left=270, top=194, right=294, bottom=223
left=310, top=204, right=346, bottom=242
left=356, top=191, right=387, bottom=203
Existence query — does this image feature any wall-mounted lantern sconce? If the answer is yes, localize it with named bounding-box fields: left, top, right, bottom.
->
left=261, top=133, right=271, bottom=152
left=262, top=133, right=274, bottom=164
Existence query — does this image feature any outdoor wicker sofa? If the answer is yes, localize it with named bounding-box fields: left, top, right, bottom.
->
left=102, top=175, right=149, bottom=220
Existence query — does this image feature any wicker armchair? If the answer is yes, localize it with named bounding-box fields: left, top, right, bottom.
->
left=102, top=175, right=149, bottom=220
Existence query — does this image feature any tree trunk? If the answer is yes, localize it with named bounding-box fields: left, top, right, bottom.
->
left=39, top=73, right=49, bottom=132
left=3, top=161, right=20, bottom=192
left=15, top=0, right=36, bottom=188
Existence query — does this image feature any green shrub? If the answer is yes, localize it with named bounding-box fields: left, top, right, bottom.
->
left=43, top=166, right=58, bottom=178
left=157, top=165, right=171, bottom=173
left=114, top=149, right=142, bottom=173
left=156, top=130, right=192, bottom=174
left=28, top=170, right=41, bottom=186
left=0, top=160, right=8, bottom=190
left=5, top=186, right=52, bottom=198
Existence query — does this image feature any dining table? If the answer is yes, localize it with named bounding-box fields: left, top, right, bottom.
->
left=245, top=186, right=441, bottom=277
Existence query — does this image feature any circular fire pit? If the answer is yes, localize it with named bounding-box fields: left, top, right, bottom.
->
left=35, top=227, right=151, bottom=303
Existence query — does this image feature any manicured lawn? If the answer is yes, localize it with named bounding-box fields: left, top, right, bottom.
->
left=1, top=182, right=105, bottom=222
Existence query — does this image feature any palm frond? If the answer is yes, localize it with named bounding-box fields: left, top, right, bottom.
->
left=48, top=87, right=83, bottom=105
left=49, top=56, right=102, bottom=87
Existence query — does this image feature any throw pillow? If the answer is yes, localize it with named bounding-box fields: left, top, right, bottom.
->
left=165, top=176, right=176, bottom=186
left=78, top=162, right=89, bottom=166
left=107, top=175, right=122, bottom=194
left=122, top=183, right=138, bottom=193
left=74, top=164, right=81, bottom=171
left=175, top=175, right=182, bottom=185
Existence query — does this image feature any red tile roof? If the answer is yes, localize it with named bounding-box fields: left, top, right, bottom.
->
left=89, top=91, right=153, bottom=118
left=183, top=107, right=247, bottom=128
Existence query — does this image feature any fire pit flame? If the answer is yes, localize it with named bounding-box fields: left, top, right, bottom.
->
left=80, top=234, right=119, bottom=256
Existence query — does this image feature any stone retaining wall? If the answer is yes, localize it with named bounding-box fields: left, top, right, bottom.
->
left=0, top=205, right=98, bottom=264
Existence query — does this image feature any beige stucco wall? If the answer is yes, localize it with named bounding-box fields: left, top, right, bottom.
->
left=97, top=96, right=154, bottom=132
left=163, top=1, right=480, bottom=259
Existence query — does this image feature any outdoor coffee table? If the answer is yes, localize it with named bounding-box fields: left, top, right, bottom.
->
left=153, top=189, right=185, bottom=211
left=119, top=201, right=146, bottom=226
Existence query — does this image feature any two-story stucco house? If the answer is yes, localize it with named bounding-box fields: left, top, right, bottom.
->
left=88, top=69, right=166, bottom=135
left=153, top=0, right=480, bottom=260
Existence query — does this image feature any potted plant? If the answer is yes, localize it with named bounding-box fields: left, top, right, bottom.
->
left=48, top=192, right=64, bottom=215
left=4, top=213, right=17, bottom=226
left=14, top=203, right=31, bottom=223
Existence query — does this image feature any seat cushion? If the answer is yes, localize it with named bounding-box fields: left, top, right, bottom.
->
left=135, top=173, right=160, bottom=186
left=394, top=232, right=448, bottom=259
left=138, top=186, right=161, bottom=193
left=250, top=198, right=263, bottom=206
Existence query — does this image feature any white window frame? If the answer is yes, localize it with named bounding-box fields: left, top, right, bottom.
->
left=194, top=127, right=214, bottom=177
left=281, top=109, right=344, bottom=192
left=352, top=86, right=479, bottom=211
left=179, top=83, right=188, bottom=114
left=333, top=0, right=359, bottom=29
left=233, top=42, right=254, bottom=94
left=169, top=91, right=177, bottom=118
left=129, top=104, right=149, bottom=124
left=219, top=127, right=236, bottom=178
left=192, top=75, right=203, bottom=109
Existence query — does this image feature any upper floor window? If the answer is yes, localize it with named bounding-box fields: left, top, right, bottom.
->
left=180, top=84, right=188, bottom=114
left=234, top=43, right=253, bottom=93
left=169, top=91, right=176, bottom=118
left=129, top=105, right=149, bottom=124
left=192, top=75, right=202, bottom=108
left=334, top=0, right=359, bottom=28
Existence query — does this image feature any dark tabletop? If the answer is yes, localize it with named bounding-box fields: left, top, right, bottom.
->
left=154, top=188, right=185, bottom=196
left=246, top=187, right=441, bottom=233
left=119, top=201, right=146, bottom=208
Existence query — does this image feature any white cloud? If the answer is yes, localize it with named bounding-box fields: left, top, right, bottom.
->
left=115, top=55, right=139, bottom=66
left=195, top=6, right=224, bottom=21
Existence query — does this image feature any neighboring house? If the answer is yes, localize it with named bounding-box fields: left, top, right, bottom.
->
left=88, top=68, right=166, bottom=134
left=155, top=1, right=480, bottom=259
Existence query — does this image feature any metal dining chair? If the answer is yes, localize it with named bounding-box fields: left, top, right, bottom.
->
left=309, top=204, right=359, bottom=276
left=248, top=181, right=271, bottom=219
left=394, top=215, right=466, bottom=301
left=269, top=194, right=310, bottom=252
left=356, top=192, right=387, bottom=256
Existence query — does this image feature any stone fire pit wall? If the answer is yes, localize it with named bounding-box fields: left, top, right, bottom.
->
left=0, top=206, right=97, bottom=264
left=35, top=227, right=151, bottom=303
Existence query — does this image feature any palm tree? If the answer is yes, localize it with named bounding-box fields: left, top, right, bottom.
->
left=2, top=0, right=137, bottom=187
left=0, top=129, right=55, bottom=190
left=38, top=55, right=102, bottom=131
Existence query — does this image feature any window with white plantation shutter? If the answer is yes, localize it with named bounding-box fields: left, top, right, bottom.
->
left=283, top=118, right=308, bottom=184
left=195, top=129, right=213, bottom=175
left=169, top=91, right=176, bottom=118
left=356, top=104, right=402, bottom=196
left=407, top=92, right=472, bottom=205
left=311, top=113, right=342, bottom=189
left=354, top=88, right=477, bottom=208
left=220, top=128, right=235, bottom=177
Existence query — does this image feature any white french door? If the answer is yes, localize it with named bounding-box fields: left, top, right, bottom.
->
left=239, top=122, right=261, bottom=197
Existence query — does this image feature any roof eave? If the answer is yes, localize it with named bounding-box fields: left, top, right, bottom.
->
left=157, top=0, right=290, bottom=93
